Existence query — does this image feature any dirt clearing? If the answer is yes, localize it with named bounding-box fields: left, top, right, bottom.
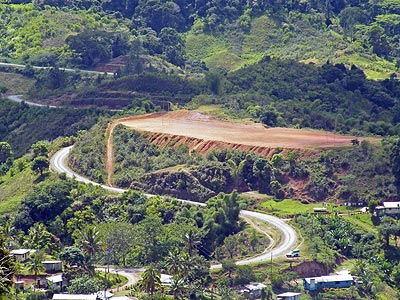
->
left=118, top=110, right=377, bottom=149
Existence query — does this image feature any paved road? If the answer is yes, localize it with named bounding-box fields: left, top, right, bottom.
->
left=0, top=62, right=114, bottom=76
left=50, top=147, right=297, bottom=267
left=96, top=267, right=143, bottom=293
left=7, top=94, right=58, bottom=108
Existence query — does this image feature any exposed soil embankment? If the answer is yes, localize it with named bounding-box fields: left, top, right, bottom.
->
left=143, top=131, right=316, bottom=157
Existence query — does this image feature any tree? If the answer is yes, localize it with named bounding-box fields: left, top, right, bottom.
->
left=0, top=142, right=13, bottom=175
left=223, top=235, right=237, bottom=259
left=27, top=252, right=45, bottom=286
left=31, top=141, right=49, bottom=158
left=76, top=226, right=103, bottom=258
left=99, top=222, right=135, bottom=266
left=159, top=27, right=185, bottom=67
left=0, top=241, right=15, bottom=296
left=0, top=142, right=12, bottom=165
left=24, top=223, right=55, bottom=253
left=31, top=156, right=49, bottom=175
left=339, top=7, right=367, bottom=39
left=390, top=137, right=400, bottom=197
left=66, top=275, right=103, bottom=294
left=138, top=264, right=161, bottom=295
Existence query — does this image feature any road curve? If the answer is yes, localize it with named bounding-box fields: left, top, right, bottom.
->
left=7, top=95, right=58, bottom=108
left=0, top=62, right=114, bottom=76
left=50, top=147, right=297, bottom=267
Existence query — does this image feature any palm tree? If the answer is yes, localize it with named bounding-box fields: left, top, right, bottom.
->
left=77, top=226, right=103, bottom=257
left=27, top=252, right=45, bottom=287
left=137, top=264, right=161, bottom=295
left=165, top=250, right=183, bottom=276
left=169, top=277, right=186, bottom=300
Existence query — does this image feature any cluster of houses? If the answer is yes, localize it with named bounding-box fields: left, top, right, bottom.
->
left=10, top=247, right=357, bottom=300
left=10, top=248, right=133, bottom=300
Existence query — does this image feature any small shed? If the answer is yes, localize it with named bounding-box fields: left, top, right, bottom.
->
left=276, top=292, right=301, bottom=300
left=304, top=274, right=354, bottom=291
left=10, top=249, right=35, bottom=262
left=14, top=281, right=24, bottom=291
left=47, top=274, right=68, bottom=290
left=42, top=260, right=62, bottom=273
left=52, top=294, right=97, bottom=300
left=241, top=282, right=267, bottom=299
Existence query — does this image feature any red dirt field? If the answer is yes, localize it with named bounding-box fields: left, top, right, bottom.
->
left=118, top=110, right=378, bottom=154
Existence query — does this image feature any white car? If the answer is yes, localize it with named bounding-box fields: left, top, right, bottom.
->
left=286, top=249, right=300, bottom=257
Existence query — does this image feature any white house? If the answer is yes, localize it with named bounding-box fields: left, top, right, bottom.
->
left=10, top=249, right=36, bottom=262
left=375, top=201, right=400, bottom=217
left=240, top=282, right=267, bottom=299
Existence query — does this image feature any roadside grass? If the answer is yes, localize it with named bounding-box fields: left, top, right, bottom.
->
left=0, top=161, right=36, bottom=215
left=0, top=72, right=34, bottom=94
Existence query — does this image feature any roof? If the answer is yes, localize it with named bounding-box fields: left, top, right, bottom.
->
left=161, top=274, right=173, bottom=285
left=10, top=249, right=33, bottom=255
left=52, top=295, right=96, bottom=300
left=244, top=283, right=267, bottom=291
left=47, top=274, right=63, bottom=283
left=42, top=260, right=62, bottom=264
left=93, top=291, right=113, bottom=299
left=383, top=202, right=400, bottom=208
left=304, top=274, right=353, bottom=284
left=276, top=292, right=302, bottom=297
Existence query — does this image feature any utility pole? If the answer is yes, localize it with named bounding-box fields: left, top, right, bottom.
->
left=270, top=252, right=273, bottom=279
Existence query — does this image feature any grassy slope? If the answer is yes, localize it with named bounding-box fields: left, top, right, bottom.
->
left=0, top=72, right=34, bottom=94
left=0, top=163, right=37, bottom=215
left=185, top=15, right=397, bottom=79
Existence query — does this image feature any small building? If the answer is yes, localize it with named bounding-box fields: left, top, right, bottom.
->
left=160, top=274, right=173, bottom=286
left=52, top=294, right=97, bottom=300
left=14, top=281, right=24, bottom=291
left=47, top=274, right=68, bottom=290
left=10, top=249, right=36, bottom=262
left=375, top=202, right=400, bottom=217
left=241, top=282, right=267, bottom=299
left=42, top=260, right=62, bottom=273
left=93, top=291, right=113, bottom=300
left=276, top=292, right=301, bottom=300
left=303, top=274, right=354, bottom=291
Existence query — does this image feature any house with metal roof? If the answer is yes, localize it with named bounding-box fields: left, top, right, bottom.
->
left=303, top=274, right=354, bottom=291
left=374, top=201, right=400, bottom=217
left=276, top=292, right=301, bottom=300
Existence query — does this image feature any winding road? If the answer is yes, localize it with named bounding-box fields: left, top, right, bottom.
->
left=0, top=62, right=114, bottom=76
left=50, top=146, right=298, bottom=268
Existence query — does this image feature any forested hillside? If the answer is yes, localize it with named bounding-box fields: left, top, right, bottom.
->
left=1, top=0, right=400, bottom=78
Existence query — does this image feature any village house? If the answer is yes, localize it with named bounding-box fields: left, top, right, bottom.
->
left=10, top=249, right=36, bottom=262
left=240, top=282, right=267, bottom=299
left=303, top=273, right=354, bottom=291
left=42, top=260, right=63, bottom=273
left=374, top=201, right=400, bottom=217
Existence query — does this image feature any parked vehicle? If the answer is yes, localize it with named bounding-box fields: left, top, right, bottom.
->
left=286, top=249, right=300, bottom=257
